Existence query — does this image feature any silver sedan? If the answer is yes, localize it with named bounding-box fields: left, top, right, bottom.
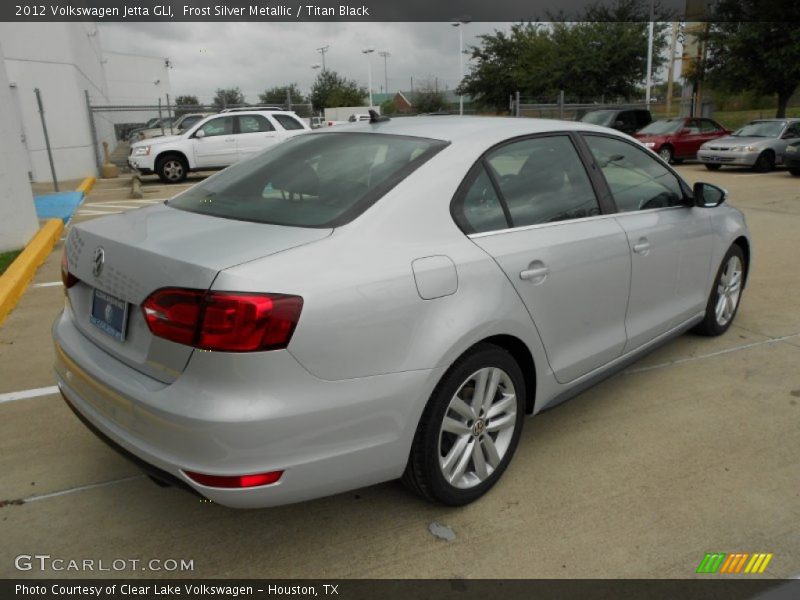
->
left=54, top=116, right=751, bottom=508
left=697, top=118, right=800, bottom=172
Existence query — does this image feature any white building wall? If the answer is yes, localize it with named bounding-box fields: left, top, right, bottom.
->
left=102, top=50, right=172, bottom=134
left=0, top=41, right=39, bottom=252
left=0, top=23, right=115, bottom=182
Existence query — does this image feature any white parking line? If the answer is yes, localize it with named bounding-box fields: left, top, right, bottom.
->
left=23, top=475, right=146, bottom=503
left=33, top=281, right=62, bottom=288
left=623, top=332, right=800, bottom=375
left=0, top=386, right=60, bottom=404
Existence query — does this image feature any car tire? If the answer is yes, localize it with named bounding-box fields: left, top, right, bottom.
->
left=156, top=154, right=188, bottom=184
left=753, top=151, right=775, bottom=173
left=402, top=343, right=526, bottom=506
left=693, top=244, right=746, bottom=337
left=789, top=168, right=800, bottom=177
left=705, top=164, right=722, bottom=171
left=658, top=146, right=674, bottom=163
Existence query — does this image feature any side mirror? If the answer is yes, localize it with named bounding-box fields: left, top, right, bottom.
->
left=194, top=129, right=206, bottom=139
left=693, top=182, right=727, bottom=208
left=679, top=128, right=690, bottom=136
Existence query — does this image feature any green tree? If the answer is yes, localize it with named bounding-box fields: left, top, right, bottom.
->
left=458, top=0, right=670, bottom=112
left=310, top=70, right=367, bottom=111
left=173, top=95, right=200, bottom=117
left=212, top=87, right=245, bottom=110
left=258, top=84, right=305, bottom=106
left=700, top=1, right=800, bottom=117
left=379, top=98, right=397, bottom=115
left=413, top=83, right=447, bottom=113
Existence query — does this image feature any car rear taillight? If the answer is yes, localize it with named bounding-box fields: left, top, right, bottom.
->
left=60, top=248, right=78, bottom=289
left=141, top=288, right=303, bottom=352
left=184, top=470, right=283, bottom=489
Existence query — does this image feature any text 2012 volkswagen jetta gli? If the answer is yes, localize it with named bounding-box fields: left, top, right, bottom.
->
left=54, top=116, right=751, bottom=508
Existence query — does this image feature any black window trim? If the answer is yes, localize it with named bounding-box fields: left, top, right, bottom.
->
left=450, top=131, right=616, bottom=235
left=574, top=131, right=694, bottom=212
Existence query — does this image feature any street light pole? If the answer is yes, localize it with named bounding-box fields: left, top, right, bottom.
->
left=645, top=0, right=654, bottom=109
left=362, top=47, right=375, bottom=107
left=451, top=19, right=471, bottom=116
left=317, top=45, right=329, bottom=72
left=379, top=51, right=390, bottom=94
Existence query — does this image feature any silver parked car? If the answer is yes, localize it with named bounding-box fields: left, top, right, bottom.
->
left=697, top=118, right=800, bottom=172
left=55, top=117, right=751, bottom=508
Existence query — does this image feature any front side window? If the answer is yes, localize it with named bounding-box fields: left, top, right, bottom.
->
left=169, top=132, right=447, bottom=227
left=238, top=114, right=274, bottom=133
left=583, top=134, right=685, bottom=212
left=685, top=120, right=701, bottom=134
left=485, top=136, right=601, bottom=227
left=198, top=117, right=234, bottom=137
left=273, top=114, right=306, bottom=131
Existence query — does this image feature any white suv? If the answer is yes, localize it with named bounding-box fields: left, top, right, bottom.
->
left=128, top=110, right=310, bottom=183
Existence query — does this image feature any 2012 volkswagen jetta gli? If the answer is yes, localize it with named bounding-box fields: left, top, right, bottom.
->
left=54, top=116, right=751, bottom=508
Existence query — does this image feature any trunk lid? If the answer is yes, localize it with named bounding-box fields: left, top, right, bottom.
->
left=65, top=203, right=331, bottom=383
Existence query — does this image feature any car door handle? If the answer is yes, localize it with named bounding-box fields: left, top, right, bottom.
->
left=632, top=238, right=651, bottom=255
left=520, top=263, right=549, bottom=282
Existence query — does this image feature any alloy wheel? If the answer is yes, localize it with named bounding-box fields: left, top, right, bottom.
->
left=162, top=160, right=184, bottom=182
left=715, top=255, right=743, bottom=327
left=437, top=367, right=517, bottom=489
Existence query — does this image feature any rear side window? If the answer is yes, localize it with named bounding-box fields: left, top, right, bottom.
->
left=453, top=167, right=508, bottom=233
left=238, top=114, right=275, bottom=133
left=486, top=136, right=601, bottom=227
left=273, top=114, right=306, bottom=130
left=700, top=119, right=722, bottom=133
left=169, top=133, right=447, bottom=227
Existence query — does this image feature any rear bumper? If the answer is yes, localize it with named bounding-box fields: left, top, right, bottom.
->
left=697, top=149, right=759, bottom=167
left=53, top=310, right=443, bottom=508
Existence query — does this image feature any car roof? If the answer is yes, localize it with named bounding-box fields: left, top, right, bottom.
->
left=314, top=116, right=625, bottom=145
left=748, top=118, right=800, bottom=122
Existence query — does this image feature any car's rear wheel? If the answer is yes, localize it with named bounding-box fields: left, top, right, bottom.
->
left=403, top=344, right=526, bottom=506
left=705, top=163, right=722, bottom=171
left=156, top=154, right=188, bottom=183
left=694, top=244, right=745, bottom=337
left=753, top=151, right=775, bottom=173
left=789, top=168, right=800, bottom=177
left=658, top=146, right=673, bottom=163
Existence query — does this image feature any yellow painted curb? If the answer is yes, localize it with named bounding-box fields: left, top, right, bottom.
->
left=0, top=219, right=64, bottom=326
left=76, top=176, right=96, bottom=195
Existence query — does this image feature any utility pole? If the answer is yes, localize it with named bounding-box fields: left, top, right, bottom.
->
left=379, top=51, right=390, bottom=94
left=317, top=45, right=329, bottom=71
left=665, top=22, right=679, bottom=117
left=645, top=0, right=655, bottom=109
left=362, top=47, right=375, bottom=107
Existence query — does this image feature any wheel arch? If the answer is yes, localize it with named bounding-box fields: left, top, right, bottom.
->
left=155, top=149, right=189, bottom=169
left=465, top=334, right=537, bottom=414
left=732, top=235, right=751, bottom=287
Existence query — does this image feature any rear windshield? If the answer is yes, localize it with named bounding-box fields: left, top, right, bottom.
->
left=580, top=110, right=615, bottom=126
left=168, top=132, right=447, bottom=227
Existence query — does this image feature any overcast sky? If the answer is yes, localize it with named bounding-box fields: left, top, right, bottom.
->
left=98, top=22, right=509, bottom=102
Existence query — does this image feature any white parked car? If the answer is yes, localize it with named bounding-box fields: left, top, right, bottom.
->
left=136, top=113, right=214, bottom=141
left=128, top=110, right=311, bottom=183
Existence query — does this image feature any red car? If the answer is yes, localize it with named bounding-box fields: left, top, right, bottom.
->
left=634, top=117, right=730, bottom=164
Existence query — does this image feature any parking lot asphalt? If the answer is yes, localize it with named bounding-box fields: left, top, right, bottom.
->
left=0, top=165, right=798, bottom=579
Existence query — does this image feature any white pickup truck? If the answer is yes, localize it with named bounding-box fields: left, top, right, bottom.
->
left=128, top=110, right=310, bottom=183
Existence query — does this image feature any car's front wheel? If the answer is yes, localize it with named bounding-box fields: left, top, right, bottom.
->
left=156, top=154, right=188, bottom=183
left=694, top=244, right=746, bottom=336
left=753, top=151, right=775, bottom=173
left=658, top=146, right=673, bottom=163
left=403, top=344, right=526, bottom=506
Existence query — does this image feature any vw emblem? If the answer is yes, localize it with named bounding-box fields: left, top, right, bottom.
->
left=92, top=247, right=105, bottom=277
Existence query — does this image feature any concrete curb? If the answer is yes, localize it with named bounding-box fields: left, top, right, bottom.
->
left=76, top=176, right=96, bottom=195
left=0, top=219, right=64, bottom=326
